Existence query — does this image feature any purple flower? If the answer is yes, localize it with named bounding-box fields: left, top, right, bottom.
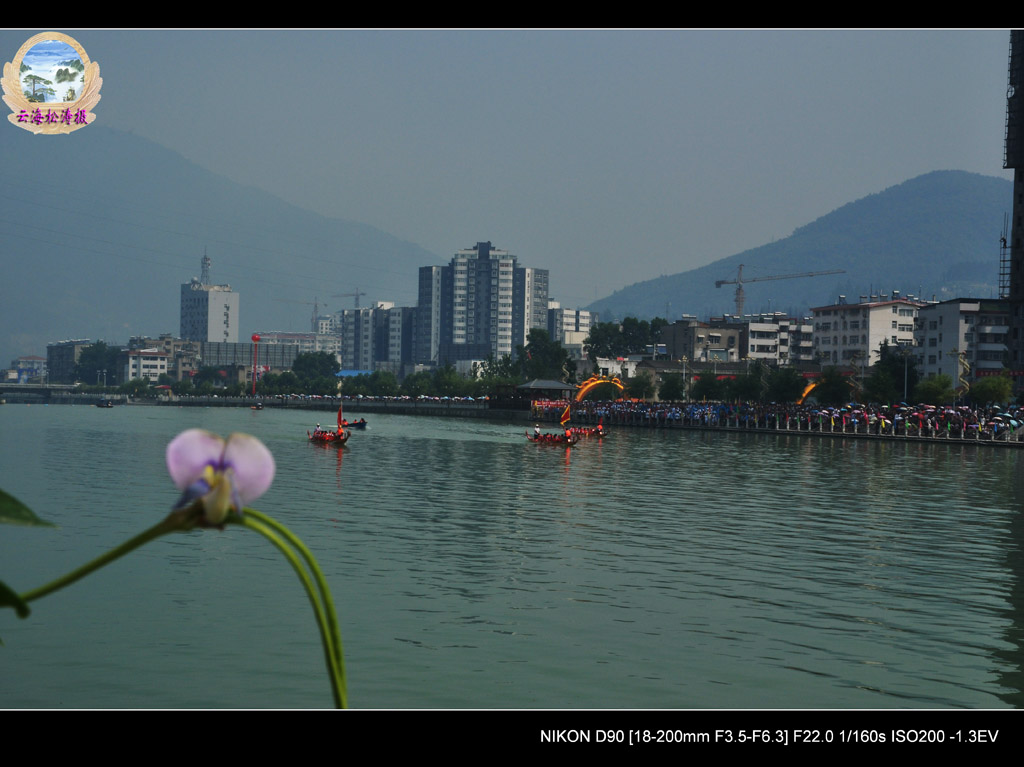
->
left=166, top=430, right=275, bottom=525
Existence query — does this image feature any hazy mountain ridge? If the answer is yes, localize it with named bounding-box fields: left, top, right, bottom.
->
left=588, top=170, right=1011, bottom=321
left=1, top=129, right=1011, bottom=366
left=0, top=126, right=440, bottom=363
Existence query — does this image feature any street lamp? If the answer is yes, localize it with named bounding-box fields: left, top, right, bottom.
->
left=896, top=343, right=914, bottom=402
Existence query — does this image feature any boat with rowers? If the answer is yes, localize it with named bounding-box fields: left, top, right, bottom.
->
left=309, top=404, right=350, bottom=446
left=566, top=424, right=606, bottom=438
left=526, top=429, right=580, bottom=446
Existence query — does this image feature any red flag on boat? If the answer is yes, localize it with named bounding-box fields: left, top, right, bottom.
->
left=560, top=403, right=571, bottom=425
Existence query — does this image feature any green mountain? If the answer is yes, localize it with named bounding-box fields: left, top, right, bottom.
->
left=588, top=170, right=1012, bottom=321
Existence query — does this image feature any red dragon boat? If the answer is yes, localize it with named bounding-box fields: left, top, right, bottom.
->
left=309, top=405, right=350, bottom=446
left=566, top=424, right=607, bottom=438
left=525, top=431, right=580, bottom=446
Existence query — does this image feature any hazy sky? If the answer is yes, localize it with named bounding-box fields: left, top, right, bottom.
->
left=1, top=29, right=1014, bottom=310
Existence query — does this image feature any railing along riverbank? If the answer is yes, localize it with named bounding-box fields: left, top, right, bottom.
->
left=13, top=392, right=1024, bottom=447
left=538, top=405, right=1024, bottom=447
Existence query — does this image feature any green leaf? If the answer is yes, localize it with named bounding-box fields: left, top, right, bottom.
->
left=0, top=580, right=30, bottom=618
left=0, top=489, right=55, bottom=527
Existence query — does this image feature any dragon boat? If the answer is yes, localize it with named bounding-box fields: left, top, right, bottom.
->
left=525, top=431, right=580, bottom=446
left=309, top=404, right=350, bottom=446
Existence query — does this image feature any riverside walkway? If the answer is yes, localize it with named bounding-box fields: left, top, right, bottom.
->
left=20, top=391, right=1024, bottom=447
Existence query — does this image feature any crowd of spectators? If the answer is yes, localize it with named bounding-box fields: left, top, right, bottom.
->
left=533, top=399, right=1024, bottom=442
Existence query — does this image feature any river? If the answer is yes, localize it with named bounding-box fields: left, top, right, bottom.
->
left=1, top=403, right=1022, bottom=708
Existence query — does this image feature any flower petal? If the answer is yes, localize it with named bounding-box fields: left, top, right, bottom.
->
left=166, top=429, right=226, bottom=490
left=222, top=432, right=275, bottom=504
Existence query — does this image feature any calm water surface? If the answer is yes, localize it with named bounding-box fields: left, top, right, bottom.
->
left=1, top=403, right=1023, bottom=708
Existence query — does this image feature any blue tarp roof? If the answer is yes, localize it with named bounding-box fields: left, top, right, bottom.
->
left=335, top=370, right=375, bottom=377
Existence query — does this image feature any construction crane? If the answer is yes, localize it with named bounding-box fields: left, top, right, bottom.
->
left=715, top=264, right=846, bottom=316
left=274, top=296, right=327, bottom=331
left=333, top=289, right=367, bottom=309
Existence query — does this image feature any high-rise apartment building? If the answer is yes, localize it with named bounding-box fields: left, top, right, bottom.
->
left=179, top=254, right=239, bottom=343
left=417, top=241, right=549, bottom=365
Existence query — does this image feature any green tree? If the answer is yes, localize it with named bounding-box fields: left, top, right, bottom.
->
left=812, top=367, right=853, bottom=406
left=690, top=371, right=724, bottom=401
left=620, top=318, right=651, bottom=355
left=119, top=378, right=151, bottom=397
left=255, top=372, right=279, bottom=395
left=368, top=370, right=398, bottom=396
left=870, top=342, right=919, bottom=403
left=519, top=329, right=574, bottom=382
left=432, top=364, right=465, bottom=396
left=913, top=374, right=955, bottom=405
left=863, top=369, right=899, bottom=404
left=480, top=354, right=520, bottom=380
left=658, top=373, right=686, bottom=401
left=23, top=74, right=55, bottom=101
left=584, top=321, right=626, bottom=362
left=650, top=317, right=669, bottom=348
left=763, top=367, right=805, bottom=403
left=171, top=377, right=194, bottom=396
left=292, top=352, right=340, bottom=382
left=626, top=371, right=655, bottom=400
left=729, top=370, right=767, bottom=402
left=400, top=371, right=433, bottom=397
left=73, top=342, right=121, bottom=386
left=277, top=371, right=300, bottom=392
left=966, top=374, right=1013, bottom=406
left=308, top=376, right=339, bottom=396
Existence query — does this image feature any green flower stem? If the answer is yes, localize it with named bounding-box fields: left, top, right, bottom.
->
left=18, top=507, right=197, bottom=605
left=236, top=514, right=347, bottom=709
left=242, top=507, right=346, bottom=685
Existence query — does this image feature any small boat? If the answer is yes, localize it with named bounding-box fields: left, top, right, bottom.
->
left=309, top=403, right=350, bottom=446
left=340, top=418, right=367, bottom=430
left=309, top=428, right=350, bottom=446
left=251, top=402, right=264, bottom=411
left=526, top=431, right=580, bottom=446
left=95, top=399, right=114, bottom=408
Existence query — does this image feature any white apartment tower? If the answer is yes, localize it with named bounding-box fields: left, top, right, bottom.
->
left=418, top=242, right=549, bottom=364
left=180, top=254, right=239, bottom=343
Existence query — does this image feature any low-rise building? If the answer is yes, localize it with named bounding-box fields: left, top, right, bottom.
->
left=121, top=348, right=169, bottom=383
left=914, top=298, right=1011, bottom=383
left=46, top=339, right=92, bottom=384
left=7, top=355, right=47, bottom=383
left=811, top=295, right=924, bottom=369
left=662, top=316, right=742, bottom=363
left=738, top=313, right=815, bottom=365
left=128, top=334, right=200, bottom=381
left=547, top=301, right=597, bottom=361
